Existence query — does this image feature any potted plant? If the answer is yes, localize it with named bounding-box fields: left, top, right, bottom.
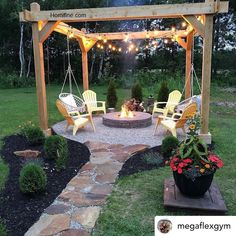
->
left=168, top=116, right=223, bottom=197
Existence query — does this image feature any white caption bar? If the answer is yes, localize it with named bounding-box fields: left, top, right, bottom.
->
left=155, top=216, right=236, bottom=236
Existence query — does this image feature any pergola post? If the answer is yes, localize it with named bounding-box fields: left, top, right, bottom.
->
left=82, top=51, right=89, bottom=91
left=200, top=12, right=214, bottom=136
left=31, top=3, right=48, bottom=132
left=185, top=31, right=193, bottom=99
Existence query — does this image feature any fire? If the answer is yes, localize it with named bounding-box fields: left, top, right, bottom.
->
left=120, top=104, right=134, bottom=118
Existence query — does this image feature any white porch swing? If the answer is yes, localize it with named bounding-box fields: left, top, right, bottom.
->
left=59, top=30, right=86, bottom=115
left=177, top=41, right=202, bottom=113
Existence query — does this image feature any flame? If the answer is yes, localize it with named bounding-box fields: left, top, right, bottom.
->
left=120, top=105, right=134, bottom=118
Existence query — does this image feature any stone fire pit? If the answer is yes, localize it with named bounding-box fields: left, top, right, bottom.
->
left=103, top=112, right=152, bottom=128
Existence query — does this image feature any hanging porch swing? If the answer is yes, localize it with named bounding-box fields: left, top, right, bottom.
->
left=59, top=29, right=86, bottom=114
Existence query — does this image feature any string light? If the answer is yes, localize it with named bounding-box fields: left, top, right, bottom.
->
left=181, top=21, right=187, bottom=28
left=103, top=38, right=107, bottom=43
left=108, top=44, right=112, bottom=49
left=130, top=44, right=134, bottom=49
left=112, top=46, right=116, bottom=51
left=164, top=39, right=169, bottom=44
left=97, top=43, right=101, bottom=48
left=98, top=34, right=102, bottom=40
left=135, top=47, right=139, bottom=52
left=68, top=31, right=74, bottom=38
left=171, top=37, right=175, bottom=42
left=146, top=32, right=150, bottom=38
left=100, top=45, right=104, bottom=49
left=171, top=26, right=176, bottom=32
left=124, top=33, right=129, bottom=42
left=145, top=45, right=149, bottom=49
left=118, top=48, right=122, bottom=52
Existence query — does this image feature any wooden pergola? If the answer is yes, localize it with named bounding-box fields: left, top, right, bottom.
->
left=19, top=0, right=228, bottom=142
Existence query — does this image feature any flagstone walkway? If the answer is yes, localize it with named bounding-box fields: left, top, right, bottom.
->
left=25, top=141, right=149, bottom=236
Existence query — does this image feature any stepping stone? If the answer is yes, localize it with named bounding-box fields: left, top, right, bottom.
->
left=90, top=152, right=113, bottom=164
left=67, top=176, right=94, bottom=188
left=84, top=141, right=110, bottom=151
left=71, top=206, right=101, bottom=229
left=95, top=162, right=123, bottom=175
left=60, top=229, right=90, bottom=236
left=59, top=191, right=106, bottom=207
left=164, top=179, right=228, bottom=214
left=122, top=144, right=150, bottom=155
left=95, top=173, right=117, bottom=184
left=80, top=163, right=97, bottom=172
left=25, top=214, right=70, bottom=236
left=107, top=144, right=124, bottom=151
left=44, top=204, right=71, bottom=215
left=111, top=153, right=130, bottom=163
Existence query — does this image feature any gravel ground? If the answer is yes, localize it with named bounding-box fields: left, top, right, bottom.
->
left=52, top=116, right=185, bottom=147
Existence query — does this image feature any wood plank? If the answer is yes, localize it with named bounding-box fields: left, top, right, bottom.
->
left=19, top=1, right=229, bottom=22
left=182, top=15, right=205, bottom=37
left=201, top=14, right=213, bottom=134
left=164, top=179, right=227, bottom=213
left=39, top=21, right=60, bottom=43
left=30, top=3, right=48, bottom=131
left=185, top=31, right=193, bottom=99
left=89, top=30, right=186, bottom=40
left=175, top=36, right=187, bottom=49
left=81, top=51, right=89, bottom=91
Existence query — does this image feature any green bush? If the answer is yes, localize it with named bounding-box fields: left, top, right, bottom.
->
left=106, top=80, right=118, bottom=108
left=0, top=73, right=35, bottom=89
left=161, top=136, right=179, bottom=158
left=157, top=81, right=169, bottom=108
left=19, top=163, right=47, bottom=194
left=131, top=82, right=143, bottom=102
left=44, top=135, right=68, bottom=171
left=55, top=141, right=69, bottom=171
left=20, top=121, right=45, bottom=146
left=0, top=220, right=7, bottom=236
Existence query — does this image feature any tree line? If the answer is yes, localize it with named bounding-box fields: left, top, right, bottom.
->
left=0, top=0, right=235, bottom=88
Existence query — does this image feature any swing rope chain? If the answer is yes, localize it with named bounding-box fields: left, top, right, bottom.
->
left=60, top=28, right=83, bottom=99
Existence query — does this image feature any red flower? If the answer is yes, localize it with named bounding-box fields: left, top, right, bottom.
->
left=209, top=154, right=223, bottom=168
left=177, top=167, right=183, bottom=174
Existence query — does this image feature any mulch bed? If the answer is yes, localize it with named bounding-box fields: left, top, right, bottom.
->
left=0, top=134, right=90, bottom=236
left=119, top=146, right=166, bottom=177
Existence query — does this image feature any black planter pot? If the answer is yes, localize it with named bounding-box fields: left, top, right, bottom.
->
left=173, top=171, right=214, bottom=197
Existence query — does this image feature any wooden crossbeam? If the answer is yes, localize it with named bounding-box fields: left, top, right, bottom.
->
left=175, top=36, right=187, bottom=49
left=87, top=30, right=187, bottom=40
left=19, top=1, right=229, bottom=22
left=39, top=21, right=60, bottom=43
left=182, top=15, right=205, bottom=37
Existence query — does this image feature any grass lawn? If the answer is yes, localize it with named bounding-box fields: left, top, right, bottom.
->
left=0, top=83, right=236, bottom=235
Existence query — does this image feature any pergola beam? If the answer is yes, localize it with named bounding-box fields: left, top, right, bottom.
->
left=88, top=30, right=187, bottom=40
left=182, top=15, right=205, bottom=37
left=39, top=21, right=60, bottom=43
left=19, top=1, right=228, bottom=22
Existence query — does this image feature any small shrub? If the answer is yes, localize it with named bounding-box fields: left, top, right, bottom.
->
left=157, top=81, right=169, bottom=108
left=44, top=135, right=68, bottom=171
left=106, top=80, right=118, bottom=108
left=20, top=121, right=45, bottom=145
left=45, top=135, right=64, bottom=159
left=131, top=83, right=143, bottom=102
left=55, top=141, right=69, bottom=171
left=161, top=136, right=179, bottom=158
left=142, top=152, right=163, bottom=165
left=19, top=163, right=47, bottom=194
left=0, top=219, right=7, bottom=236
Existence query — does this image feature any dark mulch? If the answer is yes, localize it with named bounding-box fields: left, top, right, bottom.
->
left=119, top=146, right=167, bottom=177
left=0, top=134, right=90, bottom=236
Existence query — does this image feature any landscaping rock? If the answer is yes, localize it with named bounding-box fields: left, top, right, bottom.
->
left=25, top=214, right=70, bottom=236
left=60, top=229, right=90, bottom=236
left=84, top=141, right=110, bottom=151
left=71, top=206, right=101, bottom=229
left=44, top=204, right=71, bottom=215
left=90, top=152, right=113, bottom=164
left=122, top=144, right=150, bottom=155
left=13, top=149, right=41, bottom=158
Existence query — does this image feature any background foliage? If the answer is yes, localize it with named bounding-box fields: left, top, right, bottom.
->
left=0, top=0, right=235, bottom=89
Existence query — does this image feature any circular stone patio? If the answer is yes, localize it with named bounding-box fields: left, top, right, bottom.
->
left=52, top=116, right=185, bottom=147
